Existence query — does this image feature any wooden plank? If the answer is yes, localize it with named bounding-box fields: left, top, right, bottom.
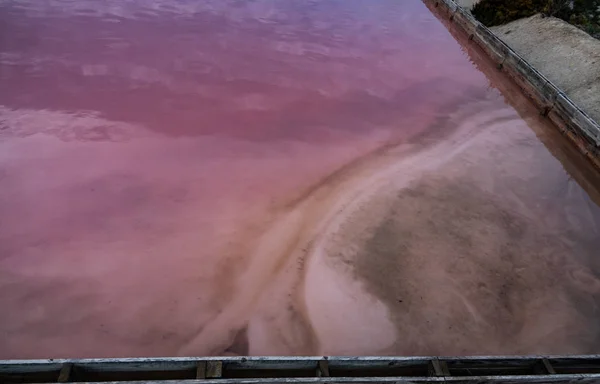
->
left=196, top=361, right=207, bottom=379
left=327, top=357, right=431, bottom=370
left=548, top=356, right=600, bottom=374
left=29, top=374, right=600, bottom=384
left=542, top=359, right=556, bottom=375
left=206, top=361, right=222, bottom=379
left=206, top=358, right=317, bottom=371
left=317, top=359, right=329, bottom=377
left=2, top=355, right=598, bottom=368
left=4, top=355, right=600, bottom=383
left=57, top=363, right=72, bottom=382
left=429, top=359, right=450, bottom=377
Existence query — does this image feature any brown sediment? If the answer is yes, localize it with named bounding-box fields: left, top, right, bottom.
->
left=300, top=126, right=600, bottom=356
left=299, top=88, right=600, bottom=355
left=350, top=177, right=596, bottom=354
left=175, top=79, right=600, bottom=356
left=178, top=91, right=501, bottom=356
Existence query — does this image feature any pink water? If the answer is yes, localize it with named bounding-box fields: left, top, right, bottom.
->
left=1, top=0, right=599, bottom=358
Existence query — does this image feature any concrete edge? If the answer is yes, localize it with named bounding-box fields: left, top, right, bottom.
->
left=425, top=0, right=600, bottom=169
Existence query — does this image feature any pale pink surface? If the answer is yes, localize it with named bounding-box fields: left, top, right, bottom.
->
left=0, top=0, right=599, bottom=358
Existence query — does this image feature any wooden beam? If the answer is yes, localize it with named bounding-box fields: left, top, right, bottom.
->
left=541, top=359, right=556, bottom=375
left=317, top=359, right=330, bottom=377
left=206, top=361, right=222, bottom=378
left=196, top=361, right=207, bottom=379
left=429, top=359, right=450, bottom=377
left=57, top=363, right=72, bottom=382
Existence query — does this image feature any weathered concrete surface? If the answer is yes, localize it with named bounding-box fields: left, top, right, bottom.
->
left=454, top=1, right=600, bottom=125
left=492, top=15, right=600, bottom=124
left=456, top=0, right=479, bottom=9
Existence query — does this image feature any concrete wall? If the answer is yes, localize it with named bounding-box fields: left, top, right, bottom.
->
left=426, top=0, right=600, bottom=169
left=492, top=15, right=600, bottom=126
left=455, top=0, right=479, bottom=8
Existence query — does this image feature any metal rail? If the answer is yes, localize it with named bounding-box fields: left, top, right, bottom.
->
left=2, top=355, right=600, bottom=383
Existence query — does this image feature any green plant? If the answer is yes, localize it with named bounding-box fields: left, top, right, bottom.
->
left=471, top=0, right=600, bottom=40
left=544, top=0, right=573, bottom=18
left=471, top=0, right=549, bottom=26
left=573, top=0, right=600, bottom=23
left=567, top=0, right=600, bottom=38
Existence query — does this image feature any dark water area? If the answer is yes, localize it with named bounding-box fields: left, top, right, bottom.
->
left=1, top=0, right=599, bottom=358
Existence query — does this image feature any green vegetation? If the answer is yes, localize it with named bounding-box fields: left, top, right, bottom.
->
left=471, top=0, right=549, bottom=26
left=569, top=0, right=600, bottom=38
left=471, top=0, right=600, bottom=38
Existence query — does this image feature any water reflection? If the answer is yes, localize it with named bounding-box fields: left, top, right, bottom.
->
left=0, top=0, right=599, bottom=358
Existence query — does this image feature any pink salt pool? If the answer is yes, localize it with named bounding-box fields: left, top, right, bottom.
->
left=0, top=0, right=599, bottom=358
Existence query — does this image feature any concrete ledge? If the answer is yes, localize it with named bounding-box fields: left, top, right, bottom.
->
left=426, top=0, right=600, bottom=169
